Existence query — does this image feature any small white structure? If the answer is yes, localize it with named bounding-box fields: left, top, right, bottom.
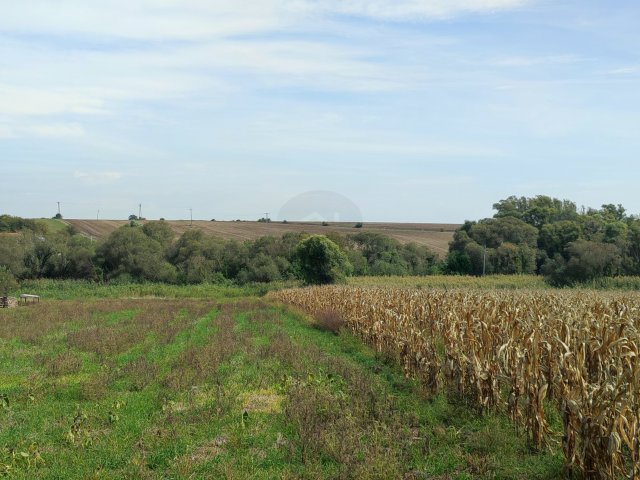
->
left=20, top=294, right=40, bottom=304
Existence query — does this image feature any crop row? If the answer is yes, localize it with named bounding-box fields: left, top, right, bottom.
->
left=270, top=286, right=640, bottom=479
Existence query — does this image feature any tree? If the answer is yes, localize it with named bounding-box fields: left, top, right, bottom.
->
left=238, top=253, right=282, bottom=283
left=493, top=195, right=578, bottom=228
left=0, top=266, right=18, bottom=295
left=445, top=251, right=472, bottom=274
left=96, top=226, right=177, bottom=282
left=142, top=220, right=175, bottom=251
left=448, top=216, right=537, bottom=275
left=167, top=230, right=223, bottom=283
left=294, top=235, right=352, bottom=285
left=538, top=220, right=582, bottom=259
left=0, top=234, right=29, bottom=278
left=542, top=240, right=623, bottom=286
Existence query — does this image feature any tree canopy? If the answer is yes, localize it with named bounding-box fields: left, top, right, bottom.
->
left=448, top=194, right=640, bottom=285
left=293, top=235, right=352, bottom=285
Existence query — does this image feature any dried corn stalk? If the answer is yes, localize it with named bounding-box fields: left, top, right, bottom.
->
left=270, top=286, right=640, bottom=479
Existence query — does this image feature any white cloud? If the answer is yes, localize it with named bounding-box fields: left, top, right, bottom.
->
left=0, top=84, right=105, bottom=116
left=28, top=123, right=85, bottom=138
left=606, top=66, right=640, bottom=75
left=272, top=136, right=503, bottom=157
left=491, top=55, right=582, bottom=68
left=74, top=171, right=123, bottom=184
left=310, top=0, right=529, bottom=21
left=0, top=1, right=295, bottom=40
left=0, top=0, right=533, bottom=122
left=0, top=124, right=15, bottom=138
left=0, top=1, right=529, bottom=42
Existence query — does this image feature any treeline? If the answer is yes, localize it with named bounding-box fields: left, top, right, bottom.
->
left=0, top=215, right=438, bottom=286
left=4, top=195, right=636, bottom=289
left=446, top=195, right=640, bottom=285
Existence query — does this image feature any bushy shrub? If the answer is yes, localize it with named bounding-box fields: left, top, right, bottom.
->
left=542, top=240, right=623, bottom=286
left=294, top=235, right=352, bottom=285
left=0, top=266, right=18, bottom=295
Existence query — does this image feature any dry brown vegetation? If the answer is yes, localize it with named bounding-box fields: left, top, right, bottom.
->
left=65, top=219, right=457, bottom=256
left=271, top=286, right=640, bottom=479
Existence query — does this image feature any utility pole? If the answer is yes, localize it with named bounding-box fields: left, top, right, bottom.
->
left=264, top=212, right=270, bottom=222
left=139, top=204, right=142, bottom=220
left=97, top=209, right=100, bottom=221
left=482, top=244, right=487, bottom=276
left=190, top=208, right=193, bottom=227
left=57, top=202, right=61, bottom=216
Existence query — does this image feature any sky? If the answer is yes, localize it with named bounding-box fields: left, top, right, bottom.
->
left=1, top=0, right=639, bottom=222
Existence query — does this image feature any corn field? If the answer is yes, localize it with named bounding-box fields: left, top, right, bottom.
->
left=270, top=286, right=640, bottom=479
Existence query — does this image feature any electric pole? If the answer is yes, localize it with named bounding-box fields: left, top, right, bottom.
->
left=57, top=202, right=61, bottom=216
left=139, top=204, right=142, bottom=220
left=97, top=209, right=100, bottom=221
left=190, top=208, right=193, bottom=227
left=264, top=212, right=270, bottom=222
left=482, top=244, right=487, bottom=276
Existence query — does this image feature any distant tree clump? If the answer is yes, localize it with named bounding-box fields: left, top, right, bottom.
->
left=0, top=215, right=38, bottom=233
left=446, top=217, right=538, bottom=276
left=293, top=235, right=352, bottom=285
left=142, top=220, right=174, bottom=252
left=96, top=225, right=177, bottom=283
left=542, top=240, right=623, bottom=286
left=446, top=194, right=640, bottom=285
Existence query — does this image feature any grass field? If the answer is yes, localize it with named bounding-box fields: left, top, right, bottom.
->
left=34, top=219, right=68, bottom=234
left=62, top=220, right=458, bottom=257
left=349, top=274, right=640, bottom=290
left=0, top=286, right=564, bottom=479
left=348, top=274, right=549, bottom=289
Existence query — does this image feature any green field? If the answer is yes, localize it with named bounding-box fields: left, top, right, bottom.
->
left=34, top=219, right=68, bottom=234
left=0, top=286, right=566, bottom=479
left=348, top=274, right=640, bottom=290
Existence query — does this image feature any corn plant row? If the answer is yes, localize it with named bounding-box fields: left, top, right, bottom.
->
left=269, top=286, right=640, bottom=479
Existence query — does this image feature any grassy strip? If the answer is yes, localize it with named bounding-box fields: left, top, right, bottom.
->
left=349, top=274, right=640, bottom=290
left=349, top=274, right=549, bottom=289
left=17, top=279, right=298, bottom=300
left=1, top=297, right=564, bottom=478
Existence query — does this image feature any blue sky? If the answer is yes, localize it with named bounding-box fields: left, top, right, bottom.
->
left=1, top=1, right=639, bottom=222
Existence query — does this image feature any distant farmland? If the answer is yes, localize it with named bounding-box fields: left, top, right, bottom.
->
left=64, top=220, right=458, bottom=256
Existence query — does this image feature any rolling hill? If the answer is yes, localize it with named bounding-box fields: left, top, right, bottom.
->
left=64, top=220, right=458, bottom=257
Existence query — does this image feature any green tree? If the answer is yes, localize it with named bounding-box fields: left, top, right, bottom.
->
left=538, top=220, right=582, bottom=259
left=294, top=235, right=352, bottom=285
left=142, top=220, right=175, bottom=251
left=448, top=216, right=537, bottom=275
left=168, top=230, right=224, bottom=283
left=445, top=251, right=472, bottom=274
left=542, top=240, right=623, bottom=286
left=493, top=195, right=578, bottom=228
left=0, top=266, right=18, bottom=295
left=0, top=234, right=29, bottom=278
left=97, top=226, right=177, bottom=282
left=238, top=253, right=282, bottom=283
